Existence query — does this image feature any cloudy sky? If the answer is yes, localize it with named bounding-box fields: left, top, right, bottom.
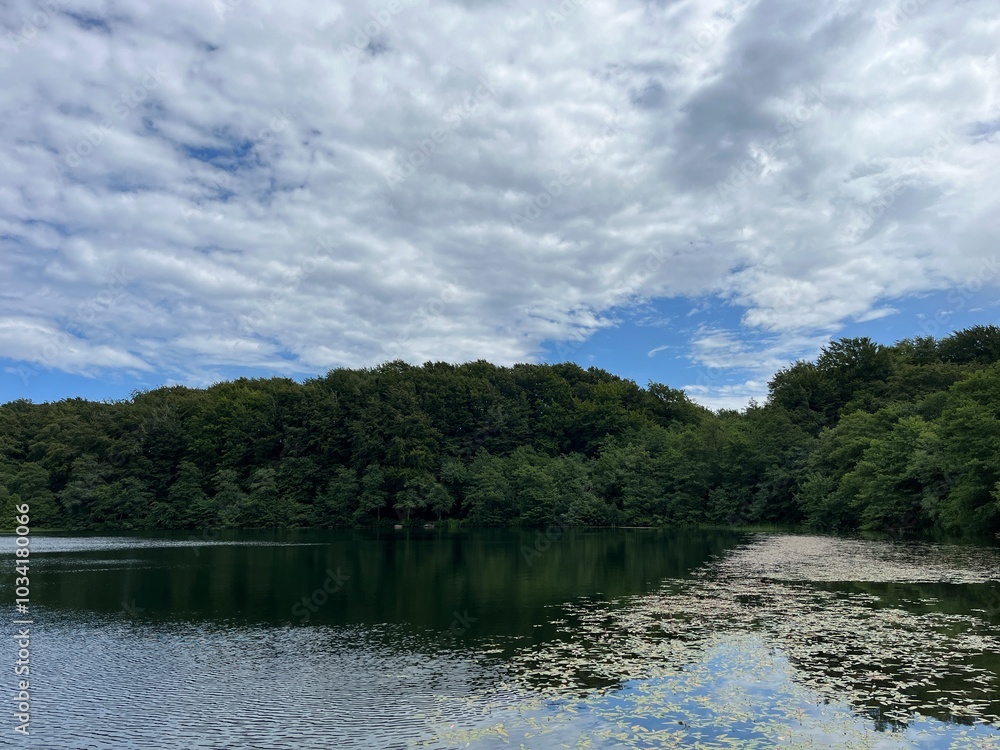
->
left=1, top=0, right=998, bottom=408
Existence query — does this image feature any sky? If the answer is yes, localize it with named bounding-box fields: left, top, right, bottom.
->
left=0, top=0, right=998, bottom=410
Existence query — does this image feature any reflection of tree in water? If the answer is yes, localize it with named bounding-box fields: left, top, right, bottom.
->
left=987, top=582, right=1000, bottom=622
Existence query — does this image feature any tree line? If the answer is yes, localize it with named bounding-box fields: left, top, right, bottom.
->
left=2, top=325, right=999, bottom=537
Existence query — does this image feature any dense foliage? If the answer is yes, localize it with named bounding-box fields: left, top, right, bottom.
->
left=3, top=325, right=1000, bottom=537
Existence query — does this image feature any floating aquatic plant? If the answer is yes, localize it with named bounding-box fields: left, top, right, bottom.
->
left=424, top=534, right=1000, bottom=749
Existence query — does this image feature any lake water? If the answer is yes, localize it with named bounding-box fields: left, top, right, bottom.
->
left=4, top=528, right=1000, bottom=749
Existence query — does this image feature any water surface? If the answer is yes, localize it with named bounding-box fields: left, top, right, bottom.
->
left=4, top=529, right=1000, bottom=749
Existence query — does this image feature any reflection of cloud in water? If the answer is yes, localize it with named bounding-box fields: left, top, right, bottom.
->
left=491, top=534, right=1000, bottom=748
left=20, top=532, right=1000, bottom=748
left=474, top=635, right=1000, bottom=749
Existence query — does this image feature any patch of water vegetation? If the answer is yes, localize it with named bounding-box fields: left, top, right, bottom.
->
left=426, top=534, right=1000, bottom=749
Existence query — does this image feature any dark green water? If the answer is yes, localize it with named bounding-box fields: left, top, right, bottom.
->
left=4, top=529, right=1000, bottom=749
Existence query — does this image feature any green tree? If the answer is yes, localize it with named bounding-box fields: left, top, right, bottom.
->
left=214, top=469, right=249, bottom=528
left=509, top=450, right=561, bottom=526
left=58, top=455, right=108, bottom=524
left=354, top=464, right=387, bottom=523
left=317, top=466, right=359, bottom=527
left=938, top=325, right=1000, bottom=365
left=6, top=463, right=61, bottom=528
left=932, top=364, right=1000, bottom=534
left=463, top=451, right=513, bottom=525
left=839, top=416, right=929, bottom=531
left=90, top=478, right=152, bottom=529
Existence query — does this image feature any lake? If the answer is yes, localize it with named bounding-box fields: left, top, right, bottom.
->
left=4, top=528, right=1000, bottom=749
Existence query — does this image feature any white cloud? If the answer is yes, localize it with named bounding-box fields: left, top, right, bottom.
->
left=0, top=0, right=998, bottom=403
left=682, top=380, right=771, bottom=412
left=682, top=326, right=832, bottom=407
left=0, top=318, right=151, bottom=374
left=855, top=306, right=898, bottom=323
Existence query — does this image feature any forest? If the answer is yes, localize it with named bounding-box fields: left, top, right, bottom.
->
left=2, top=325, right=1000, bottom=537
